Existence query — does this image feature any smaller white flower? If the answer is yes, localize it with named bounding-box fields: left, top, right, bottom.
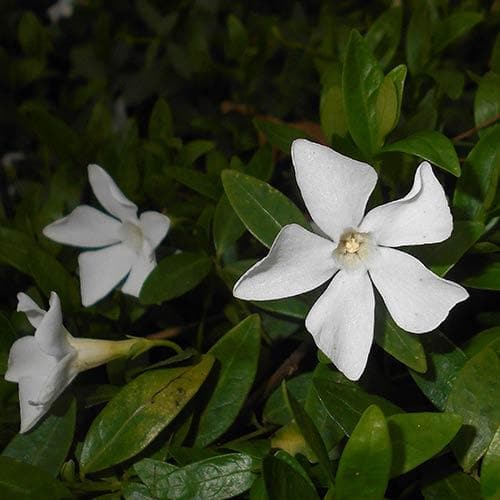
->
left=5, top=292, right=144, bottom=433
left=47, top=0, right=75, bottom=23
left=43, top=165, right=170, bottom=306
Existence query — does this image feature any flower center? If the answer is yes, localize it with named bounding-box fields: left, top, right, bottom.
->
left=334, top=229, right=373, bottom=268
left=120, top=221, right=144, bottom=253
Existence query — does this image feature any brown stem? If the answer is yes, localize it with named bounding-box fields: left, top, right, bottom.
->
left=452, top=113, right=500, bottom=143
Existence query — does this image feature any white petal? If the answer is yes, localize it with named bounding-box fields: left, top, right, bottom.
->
left=5, top=337, right=57, bottom=383
left=121, top=249, right=156, bottom=297
left=139, top=211, right=170, bottom=249
left=359, top=162, right=452, bottom=246
left=233, top=224, right=338, bottom=300
left=17, top=293, right=45, bottom=328
left=43, top=205, right=122, bottom=248
left=88, top=164, right=138, bottom=222
left=78, top=244, right=136, bottom=306
left=18, top=376, right=50, bottom=433
left=305, top=269, right=375, bottom=381
left=291, top=139, right=377, bottom=242
left=369, top=247, right=468, bottom=333
left=34, top=292, right=73, bottom=358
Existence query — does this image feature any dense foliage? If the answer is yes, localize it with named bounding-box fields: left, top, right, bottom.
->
left=0, top=0, right=499, bottom=498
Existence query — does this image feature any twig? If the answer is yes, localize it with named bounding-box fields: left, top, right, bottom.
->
left=452, top=113, right=500, bottom=143
left=145, top=314, right=225, bottom=340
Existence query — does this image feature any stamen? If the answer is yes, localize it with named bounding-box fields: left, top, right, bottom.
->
left=334, top=229, right=373, bottom=269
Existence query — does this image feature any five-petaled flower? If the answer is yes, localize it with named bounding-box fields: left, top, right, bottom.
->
left=5, top=292, right=145, bottom=433
left=233, top=139, right=468, bottom=381
left=43, top=165, right=170, bottom=306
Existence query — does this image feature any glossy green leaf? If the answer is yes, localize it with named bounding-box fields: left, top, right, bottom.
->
left=365, top=6, right=402, bottom=69
left=335, top=405, right=391, bottom=500
left=221, top=170, right=307, bottom=248
left=2, top=395, right=76, bottom=476
left=313, top=378, right=401, bottom=437
left=140, top=252, right=212, bottom=304
left=374, top=308, right=427, bottom=372
left=463, top=327, right=500, bottom=358
left=246, top=145, right=274, bottom=182
left=388, top=412, right=462, bottom=477
left=195, top=315, right=261, bottom=446
left=411, top=221, right=484, bottom=277
left=375, top=75, right=398, bottom=144
left=462, top=261, right=500, bottom=290
left=383, top=130, right=460, bottom=176
left=445, top=347, right=500, bottom=471
left=0, top=457, right=71, bottom=500
left=213, top=194, right=245, bottom=256
left=284, top=383, right=334, bottom=482
left=122, top=482, right=155, bottom=500
left=386, top=64, right=407, bottom=130
left=422, top=471, right=481, bottom=500
left=406, top=6, right=432, bottom=75
left=263, top=454, right=319, bottom=500
left=474, top=72, right=500, bottom=136
left=253, top=118, right=308, bottom=154
left=432, top=12, right=483, bottom=54
left=453, top=125, right=500, bottom=220
left=149, top=97, right=174, bottom=141
left=151, top=453, right=255, bottom=499
left=168, top=166, right=221, bottom=200
left=410, top=331, right=468, bottom=410
left=134, top=458, right=178, bottom=498
left=343, top=30, right=384, bottom=158
left=253, top=296, right=309, bottom=320
left=80, top=355, right=214, bottom=472
left=481, top=425, right=500, bottom=499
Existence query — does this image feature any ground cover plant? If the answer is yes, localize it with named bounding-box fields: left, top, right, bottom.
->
left=0, top=0, right=499, bottom=498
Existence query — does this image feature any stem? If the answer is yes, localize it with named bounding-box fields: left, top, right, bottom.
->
left=452, top=113, right=500, bottom=142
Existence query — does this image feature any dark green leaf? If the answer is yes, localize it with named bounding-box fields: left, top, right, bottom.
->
left=481, top=425, right=500, bottom=499
left=406, top=6, right=432, bottom=75
left=432, top=12, right=483, bottom=54
left=246, top=145, right=274, bottom=182
left=342, top=30, right=384, bottom=158
left=386, top=64, right=407, bottom=130
left=463, top=327, right=500, bottom=358
left=177, top=140, right=215, bottom=166
left=335, top=405, right=391, bottom=500
left=149, top=97, right=174, bottom=142
left=453, top=125, right=500, bottom=220
left=168, top=166, right=221, bottom=200
left=383, top=130, right=460, bottom=176
left=375, top=75, right=398, bottom=144
left=462, top=261, right=500, bottom=290
left=222, top=170, right=307, bottom=248
left=134, top=458, right=178, bottom=498
left=195, top=315, right=261, bottom=446
left=140, top=252, right=212, bottom=304
left=388, top=412, right=462, bottom=477
left=445, top=348, right=500, bottom=471
left=0, top=457, right=71, bottom=500
left=0, top=227, right=35, bottom=274
left=422, top=471, right=481, bottom=500
left=253, top=118, right=308, bottom=154
left=253, top=297, right=309, bottom=320
left=474, top=72, right=500, bottom=136
left=2, top=395, right=76, bottom=476
left=80, top=355, right=214, bottom=472
left=213, top=194, right=245, bottom=256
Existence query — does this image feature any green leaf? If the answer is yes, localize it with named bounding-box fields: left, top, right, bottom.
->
left=284, top=383, right=334, bottom=482
left=0, top=227, right=35, bottom=274
left=406, top=6, right=432, bottom=75
left=225, top=15, right=248, bottom=60
left=149, top=97, right=174, bottom=142
left=253, top=118, right=308, bottom=154
left=213, top=194, right=245, bottom=256
left=122, top=482, right=155, bottom=500
left=134, top=458, right=178, bottom=498
left=342, top=30, right=384, bottom=158
left=168, top=166, right=221, bottom=200
left=481, top=425, right=500, bottom=500
left=221, top=170, right=307, bottom=248
left=388, top=412, right=462, bottom=477
left=335, top=405, right=391, bottom=500
left=383, top=130, right=460, bottom=176
left=474, top=72, right=500, bottom=136
left=0, top=457, right=71, bottom=500
left=253, top=297, right=309, bottom=320
left=462, top=261, right=500, bottom=290
left=0, top=311, right=16, bottom=373
left=445, top=347, right=500, bottom=471
left=320, top=82, right=349, bottom=139
left=80, top=355, right=214, bottom=472
left=410, top=331, right=468, bottom=410
left=432, top=12, right=483, bottom=54
left=374, top=308, right=427, bottom=373
left=386, top=64, right=407, bottom=130
left=411, top=221, right=484, bottom=277
left=246, top=145, right=274, bottom=182
left=151, top=453, right=255, bottom=499
left=453, top=125, right=500, bottom=220
left=365, top=6, right=403, bottom=69
left=422, top=471, right=481, bottom=500
left=195, top=316, right=261, bottom=447
left=463, top=327, right=500, bottom=358
left=177, top=140, right=215, bottom=166
left=263, top=454, right=319, bottom=500
left=2, top=395, right=75, bottom=476
left=313, top=378, right=401, bottom=437
left=140, top=252, right=212, bottom=304
left=375, top=75, right=398, bottom=144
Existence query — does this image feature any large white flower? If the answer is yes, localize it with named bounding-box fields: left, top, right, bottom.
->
left=43, top=165, right=170, bottom=306
left=233, top=139, right=468, bottom=381
left=5, top=292, right=144, bottom=433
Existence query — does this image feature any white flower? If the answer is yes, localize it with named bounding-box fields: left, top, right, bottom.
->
left=43, top=165, right=170, bottom=306
left=233, top=139, right=468, bottom=381
left=47, top=0, right=75, bottom=23
left=5, top=292, right=143, bottom=433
